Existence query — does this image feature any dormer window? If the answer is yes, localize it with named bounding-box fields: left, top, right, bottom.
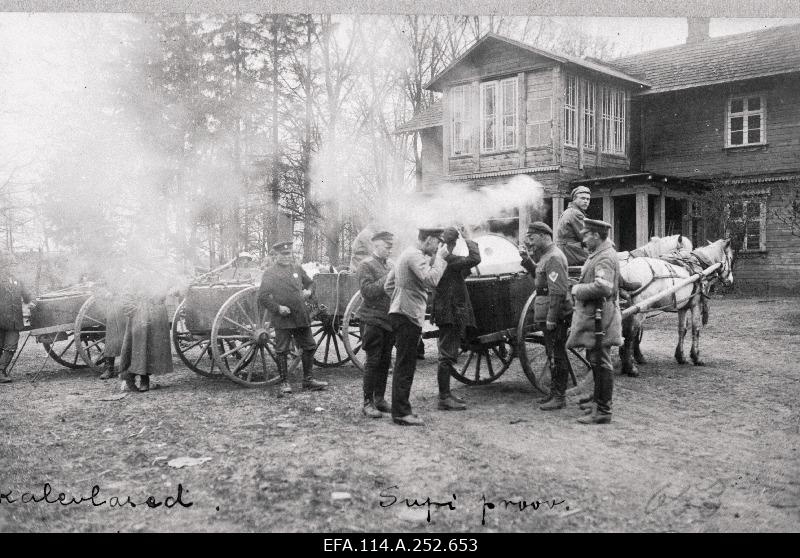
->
left=727, top=95, right=766, bottom=147
left=480, top=78, right=517, bottom=152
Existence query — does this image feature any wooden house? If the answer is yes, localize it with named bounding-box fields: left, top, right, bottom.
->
left=395, top=24, right=800, bottom=291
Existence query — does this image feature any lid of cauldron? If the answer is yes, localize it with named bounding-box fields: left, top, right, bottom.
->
left=471, top=234, right=525, bottom=276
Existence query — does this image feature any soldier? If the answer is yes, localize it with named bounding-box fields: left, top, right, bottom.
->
left=0, top=253, right=33, bottom=384
left=520, top=222, right=574, bottom=411
left=431, top=226, right=481, bottom=411
left=356, top=230, right=395, bottom=418
left=556, top=186, right=591, bottom=266
left=566, top=219, right=623, bottom=425
left=349, top=222, right=378, bottom=271
left=258, top=241, right=328, bottom=394
left=384, top=228, right=449, bottom=426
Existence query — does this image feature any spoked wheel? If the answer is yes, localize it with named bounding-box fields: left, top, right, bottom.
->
left=341, top=291, right=366, bottom=372
left=450, top=340, right=515, bottom=386
left=171, top=300, right=223, bottom=377
left=40, top=330, right=88, bottom=370
left=516, top=292, right=592, bottom=393
left=311, top=312, right=351, bottom=368
left=210, top=286, right=283, bottom=388
left=74, top=295, right=110, bottom=373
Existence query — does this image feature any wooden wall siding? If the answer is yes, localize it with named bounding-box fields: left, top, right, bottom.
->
left=730, top=183, right=800, bottom=291
left=449, top=156, right=478, bottom=174
left=443, top=43, right=553, bottom=85
left=642, top=75, right=800, bottom=179
left=478, top=151, right=523, bottom=172
left=526, top=148, right=556, bottom=167
left=421, top=128, right=444, bottom=191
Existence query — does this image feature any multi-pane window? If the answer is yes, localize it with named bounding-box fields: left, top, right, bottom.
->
left=583, top=81, right=596, bottom=150
left=727, top=95, right=765, bottom=147
left=564, top=75, right=578, bottom=147
left=601, top=86, right=626, bottom=154
left=727, top=198, right=767, bottom=251
left=480, top=78, right=517, bottom=152
left=451, top=84, right=472, bottom=155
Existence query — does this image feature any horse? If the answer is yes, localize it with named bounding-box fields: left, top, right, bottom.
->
left=617, top=234, right=694, bottom=263
left=617, top=234, right=694, bottom=366
left=618, top=238, right=734, bottom=375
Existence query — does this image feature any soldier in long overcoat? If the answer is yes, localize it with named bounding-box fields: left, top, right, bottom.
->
left=258, top=241, right=327, bottom=394
left=556, top=186, right=592, bottom=266
left=431, top=227, right=481, bottom=411
left=0, top=253, right=33, bottom=383
left=117, top=268, right=174, bottom=392
left=566, top=218, right=622, bottom=424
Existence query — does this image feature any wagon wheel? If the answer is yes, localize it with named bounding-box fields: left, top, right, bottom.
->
left=310, top=310, right=352, bottom=368
left=450, top=339, right=515, bottom=386
left=74, top=295, right=110, bottom=373
left=516, top=292, right=592, bottom=393
left=41, top=330, right=88, bottom=370
left=210, top=287, right=284, bottom=388
left=171, top=299, right=223, bottom=378
left=341, top=291, right=366, bottom=372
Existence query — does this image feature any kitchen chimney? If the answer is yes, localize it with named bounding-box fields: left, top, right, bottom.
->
left=686, top=17, right=710, bottom=44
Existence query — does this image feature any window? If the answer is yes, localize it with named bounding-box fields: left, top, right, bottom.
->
left=480, top=78, right=517, bottom=152
left=727, top=95, right=766, bottom=147
left=601, top=86, right=626, bottom=154
left=450, top=84, right=472, bottom=155
left=564, top=75, right=578, bottom=147
left=727, top=198, right=767, bottom=251
left=583, top=81, right=596, bottom=150
left=527, top=96, right=552, bottom=146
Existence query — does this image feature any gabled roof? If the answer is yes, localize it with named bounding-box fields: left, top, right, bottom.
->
left=609, top=23, right=800, bottom=95
left=425, top=32, right=650, bottom=92
left=394, top=102, right=442, bottom=133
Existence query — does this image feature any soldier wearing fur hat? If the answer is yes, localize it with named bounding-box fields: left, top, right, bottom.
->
left=566, top=219, right=622, bottom=425
left=556, top=186, right=591, bottom=266
left=520, top=222, right=573, bottom=411
left=0, top=252, right=33, bottom=383
left=258, top=240, right=328, bottom=394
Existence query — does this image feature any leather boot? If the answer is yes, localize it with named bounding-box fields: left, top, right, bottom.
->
left=0, top=349, right=14, bottom=377
left=99, top=358, right=116, bottom=380
left=578, top=367, right=613, bottom=424
left=540, top=356, right=568, bottom=411
left=276, top=354, right=292, bottom=394
left=301, top=351, right=327, bottom=391
left=138, top=374, right=150, bottom=392
left=122, top=372, right=138, bottom=392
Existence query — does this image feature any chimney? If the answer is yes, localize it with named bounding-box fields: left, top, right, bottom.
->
left=686, top=17, right=710, bottom=44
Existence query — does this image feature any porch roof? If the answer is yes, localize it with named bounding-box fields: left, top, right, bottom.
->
left=571, top=172, right=708, bottom=194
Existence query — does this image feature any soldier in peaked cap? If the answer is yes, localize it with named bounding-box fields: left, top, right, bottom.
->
left=520, top=222, right=573, bottom=411
left=356, top=230, right=396, bottom=418
left=556, top=185, right=592, bottom=266
left=566, top=218, right=622, bottom=425
left=258, top=240, right=328, bottom=394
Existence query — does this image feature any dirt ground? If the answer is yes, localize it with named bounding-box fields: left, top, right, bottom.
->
left=1, top=295, right=798, bottom=533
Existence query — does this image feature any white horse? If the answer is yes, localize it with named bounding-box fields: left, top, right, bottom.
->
left=617, top=234, right=694, bottom=367
left=618, top=234, right=694, bottom=263
left=619, top=239, right=734, bottom=375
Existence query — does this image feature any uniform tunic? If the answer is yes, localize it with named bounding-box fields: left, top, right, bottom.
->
left=522, top=244, right=573, bottom=325
left=257, top=264, right=314, bottom=329
left=357, top=256, right=393, bottom=331
left=555, top=202, right=589, bottom=266
left=566, top=238, right=623, bottom=351
left=431, top=239, right=481, bottom=330
left=0, top=274, right=32, bottom=331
